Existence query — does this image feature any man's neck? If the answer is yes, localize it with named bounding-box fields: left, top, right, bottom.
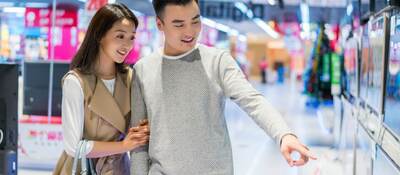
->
left=162, top=44, right=199, bottom=59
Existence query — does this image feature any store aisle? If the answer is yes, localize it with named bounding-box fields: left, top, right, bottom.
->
left=227, top=80, right=339, bottom=175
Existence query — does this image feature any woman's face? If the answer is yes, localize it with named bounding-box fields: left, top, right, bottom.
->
left=100, top=18, right=136, bottom=64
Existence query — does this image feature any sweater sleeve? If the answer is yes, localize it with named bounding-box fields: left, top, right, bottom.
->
left=217, top=51, right=294, bottom=146
left=130, top=66, right=150, bottom=175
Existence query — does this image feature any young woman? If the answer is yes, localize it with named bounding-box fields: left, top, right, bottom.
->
left=54, top=3, right=149, bottom=174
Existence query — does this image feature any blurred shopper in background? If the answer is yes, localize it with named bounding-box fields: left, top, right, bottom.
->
left=260, top=57, right=268, bottom=84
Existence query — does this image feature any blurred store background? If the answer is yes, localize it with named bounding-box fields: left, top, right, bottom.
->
left=0, top=0, right=399, bottom=174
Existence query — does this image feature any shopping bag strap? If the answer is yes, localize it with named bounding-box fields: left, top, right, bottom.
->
left=89, top=156, right=96, bottom=174
left=80, top=140, right=88, bottom=175
left=72, top=140, right=84, bottom=175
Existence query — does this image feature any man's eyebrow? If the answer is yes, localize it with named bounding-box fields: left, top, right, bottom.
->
left=192, top=14, right=200, bottom=20
left=171, top=14, right=200, bottom=23
left=172, top=19, right=185, bottom=23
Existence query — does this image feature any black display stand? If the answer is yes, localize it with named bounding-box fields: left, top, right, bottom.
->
left=0, top=63, right=19, bottom=175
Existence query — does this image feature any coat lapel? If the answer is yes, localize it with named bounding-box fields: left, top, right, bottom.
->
left=114, top=72, right=131, bottom=118
left=88, top=73, right=129, bottom=133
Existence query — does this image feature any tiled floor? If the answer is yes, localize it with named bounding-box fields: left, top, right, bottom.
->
left=19, top=80, right=342, bottom=175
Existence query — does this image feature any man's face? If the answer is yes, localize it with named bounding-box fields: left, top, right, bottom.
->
left=157, top=0, right=201, bottom=56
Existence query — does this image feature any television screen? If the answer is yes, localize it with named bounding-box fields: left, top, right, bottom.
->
left=23, top=61, right=69, bottom=117
left=367, top=14, right=388, bottom=114
left=360, top=24, right=370, bottom=103
left=375, top=0, right=389, bottom=13
left=360, top=0, right=371, bottom=17
left=384, top=11, right=400, bottom=138
left=344, top=36, right=359, bottom=97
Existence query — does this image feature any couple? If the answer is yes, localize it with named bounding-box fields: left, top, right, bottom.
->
left=54, top=0, right=316, bottom=174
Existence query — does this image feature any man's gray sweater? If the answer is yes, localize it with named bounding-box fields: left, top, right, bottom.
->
left=130, top=44, right=293, bottom=175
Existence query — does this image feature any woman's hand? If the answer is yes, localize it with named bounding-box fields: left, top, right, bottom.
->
left=122, top=120, right=150, bottom=150
left=86, top=120, right=150, bottom=158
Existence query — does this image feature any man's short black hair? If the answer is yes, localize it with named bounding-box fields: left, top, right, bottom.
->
left=152, top=0, right=199, bottom=18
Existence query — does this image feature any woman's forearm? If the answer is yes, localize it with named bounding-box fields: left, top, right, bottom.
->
left=86, top=141, right=128, bottom=158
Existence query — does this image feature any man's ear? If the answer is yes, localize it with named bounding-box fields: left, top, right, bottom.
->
left=156, top=17, right=164, bottom=31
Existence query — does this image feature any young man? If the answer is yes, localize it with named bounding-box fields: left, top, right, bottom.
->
left=130, top=0, right=316, bottom=174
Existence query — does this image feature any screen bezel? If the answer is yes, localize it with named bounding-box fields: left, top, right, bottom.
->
left=366, top=12, right=390, bottom=116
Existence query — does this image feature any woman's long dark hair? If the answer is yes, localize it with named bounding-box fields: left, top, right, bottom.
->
left=70, top=3, right=138, bottom=74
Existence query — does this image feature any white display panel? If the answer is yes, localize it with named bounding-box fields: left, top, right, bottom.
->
left=373, top=147, right=400, bottom=175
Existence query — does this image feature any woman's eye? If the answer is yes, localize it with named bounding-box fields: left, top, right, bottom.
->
left=117, top=35, right=124, bottom=39
left=130, top=36, right=135, bottom=40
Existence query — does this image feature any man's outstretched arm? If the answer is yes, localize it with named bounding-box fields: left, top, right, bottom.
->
left=217, top=51, right=317, bottom=166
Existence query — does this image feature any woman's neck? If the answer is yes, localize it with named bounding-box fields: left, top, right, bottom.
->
left=96, top=52, right=116, bottom=80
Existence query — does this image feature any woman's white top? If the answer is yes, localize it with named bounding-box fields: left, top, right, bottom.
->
left=62, top=74, right=115, bottom=157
